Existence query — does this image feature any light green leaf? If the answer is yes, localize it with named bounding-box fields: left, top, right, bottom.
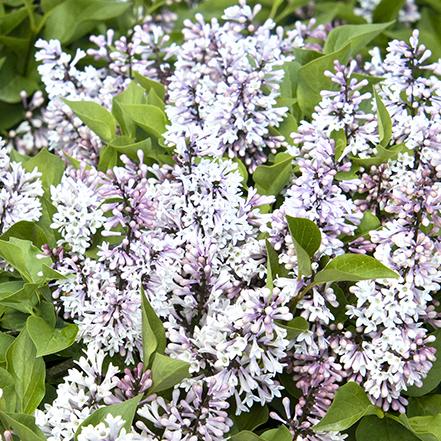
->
left=400, top=414, right=441, bottom=441
left=0, top=282, right=39, bottom=314
left=374, top=88, right=392, bottom=147
left=134, top=72, right=166, bottom=101
left=0, top=76, right=38, bottom=104
left=119, top=103, right=167, bottom=138
left=98, top=144, right=118, bottom=173
left=74, top=396, right=142, bottom=441
left=5, top=328, right=45, bottom=414
left=141, top=285, right=166, bottom=368
left=148, top=353, right=190, bottom=394
left=265, top=239, right=290, bottom=289
left=342, top=212, right=381, bottom=244
left=331, top=130, right=347, bottom=161
left=0, top=367, right=16, bottom=412
left=62, top=99, right=116, bottom=143
left=0, top=221, right=48, bottom=251
left=230, top=430, right=266, bottom=441
left=27, top=316, right=78, bottom=358
left=0, top=412, right=46, bottom=440
left=314, top=382, right=383, bottom=431
left=297, top=44, right=352, bottom=118
left=0, top=6, right=29, bottom=34
left=22, top=148, right=65, bottom=198
left=324, top=21, right=394, bottom=55
left=254, top=155, right=293, bottom=197
left=261, top=425, right=292, bottom=441
left=286, top=216, right=322, bottom=278
left=314, top=254, right=399, bottom=284
left=112, top=81, right=147, bottom=138
left=356, top=415, right=420, bottom=441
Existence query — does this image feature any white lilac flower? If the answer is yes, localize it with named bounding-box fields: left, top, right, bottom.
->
left=354, top=0, right=420, bottom=24
left=0, top=142, right=43, bottom=234
left=50, top=166, right=106, bottom=255
left=35, top=347, right=120, bottom=441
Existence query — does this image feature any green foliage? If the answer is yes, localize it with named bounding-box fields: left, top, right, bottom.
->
left=119, top=103, right=168, bottom=139
left=265, top=239, right=290, bottom=289
left=74, top=396, right=142, bottom=441
left=5, top=327, right=45, bottom=414
left=148, top=353, right=191, bottom=394
left=229, top=404, right=269, bottom=435
left=356, top=415, right=420, bottom=441
left=0, top=412, right=46, bottom=440
left=26, top=316, right=78, bottom=358
left=62, top=99, right=116, bottom=143
left=313, top=382, right=384, bottom=431
left=141, top=285, right=166, bottom=368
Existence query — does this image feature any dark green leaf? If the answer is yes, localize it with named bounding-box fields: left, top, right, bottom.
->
left=27, top=316, right=78, bottom=358
left=62, top=99, right=116, bottom=143
left=141, top=285, right=166, bottom=368
left=314, top=382, right=383, bottom=431
left=314, top=254, right=399, bottom=284
left=276, top=316, right=309, bottom=340
left=0, top=412, right=46, bottom=440
left=148, top=353, right=190, bottom=394
left=401, top=414, right=441, bottom=441
left=74, top=395, right=142, bottom=441
left=230, top=405, right=268, bottom=435
left=36, top=197, right=61, bottom=248
left=0, top=76, right=38, bottom=104
left=5, top=328, right=45, bottom=414
left=408, top=395, right=441, bottom=417
left=324, top=22, right=394, bottom=55
left=356, top=415, right=420, bottom=441
left=372, top=0, right=405, bottom=22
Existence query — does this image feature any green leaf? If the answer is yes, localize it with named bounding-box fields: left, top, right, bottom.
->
left=0, top=367, right=16, bottom=412
left=372, top=0, right=405, bottom=22
left=328, top=284, right=349, bottom=324
left=356, top=415, right=420, bottom=441
left=261, top=425, right=292, bottom=441
left=108, top=137, right=163, bottom=163
left=0, top=221, right=47, bottom=250
left=324, top=22, right=394, bottom=55
left=314, top=254, right=399, bottom=284
left=0, top=238, right=52, bottom=283
left=98, top=144, right=118, bottom=173
left=148, top=353, right=190, bottom=394
left=265, top=239, right=290, bottom=289
left=297, top=44, right=352, bottom=118
left=74, top=395, right=142, bottom=441
left=112, top=81, right=147, bottom=138
left=331, top=130, right=347, bottom=161
left=62, top=99, right=116, bottom=143
left=404, top=414, right=441, bottom=441
left=26, top=316, right=78, bottom=358
left=230, top=431, right=266, bottom=441
left=44, top=0, right=130, bottom=44
left=0, top=6, right=29, bottom=34
left=374, top=88, right=392, bottom=147
left=5, top=328, right=45, bottom=414
left=0, top=412, right=46, bottom=440
left=313, top=382, right=383, bottom=431
left=230, top=404, right=268, bottom=435
left=286, top=216, right=322, bottom=278
left=141, top=285, right=166, bottom=368
left=119, top=103, right=167, bottom=138
left=254, top=155, right=293, bottom=197
left=22, top=148, right=65, bottom=198
left=343, top=212, right=381, bottom=244
left=406, top=329, right=441, bottom=396
left=0, top=282, right=39, bottom=314
left=276, top=316, right=309, bottom=340
left=0, top=75, right=38, bottom=104
left=37, top=196, right=61, bottom=248
left=147, top=87, right=166, bottom=112
left=408, top=395, right=441, bottom=417
left=134, top=72, right=166, bottom=101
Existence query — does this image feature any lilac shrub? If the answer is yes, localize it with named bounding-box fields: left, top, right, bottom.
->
left=1, top=1, right=441, bottom=441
